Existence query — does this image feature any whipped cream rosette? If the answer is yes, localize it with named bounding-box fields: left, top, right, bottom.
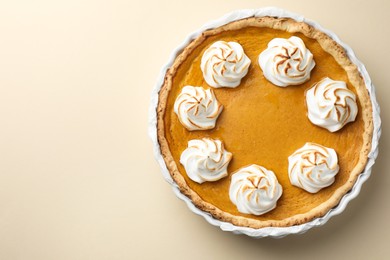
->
left=306, top=77, right=358, bottom=132
left=229, top=164, right=283, bottom=215
left=174, top=86, right=223, bottom=131
left=259, top=36, right=315, bottom=87
left=288, top=142, right=339, bottom=193
left=180, top=138, right=232, bottom=184
left=201, top=41, right=251, bottom=88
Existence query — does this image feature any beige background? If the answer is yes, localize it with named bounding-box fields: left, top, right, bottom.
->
left=0, top=0, right=389, bottom=259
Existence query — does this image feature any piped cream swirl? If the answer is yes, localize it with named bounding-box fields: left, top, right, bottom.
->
left=180, top=138, right=232, bottom=184
left=174, top=86, right=223, bottom=131
left=201, top=41, right=251, bottom=88
left=288, top=142, right=339, bottom=193
left=306, top=77, right=358, bottom=132
left=258, top=36, right=315, bottom=87
left=229, top=164, right=283, bottom=215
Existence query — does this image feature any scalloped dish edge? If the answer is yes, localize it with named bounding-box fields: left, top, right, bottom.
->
left=148, top=7, right=381, bottom=238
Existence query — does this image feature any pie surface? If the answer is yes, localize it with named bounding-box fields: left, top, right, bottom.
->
left=157, top=17, right=373, bottom=228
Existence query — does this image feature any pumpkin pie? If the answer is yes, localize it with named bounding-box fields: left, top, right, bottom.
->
left=155, top=16, right=374, bottom=228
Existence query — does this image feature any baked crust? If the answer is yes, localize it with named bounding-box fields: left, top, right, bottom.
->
left=156, top=17, right=373, bottom=228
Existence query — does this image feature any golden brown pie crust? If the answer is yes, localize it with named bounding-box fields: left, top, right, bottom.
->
left=156, top=17, right=373, bottom=228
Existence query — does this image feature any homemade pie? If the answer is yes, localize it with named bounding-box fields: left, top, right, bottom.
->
left=156, top=16, right=373, bottom=228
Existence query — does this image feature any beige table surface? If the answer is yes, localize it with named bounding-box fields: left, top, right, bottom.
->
left=0, top=0, right=389, bottom=259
